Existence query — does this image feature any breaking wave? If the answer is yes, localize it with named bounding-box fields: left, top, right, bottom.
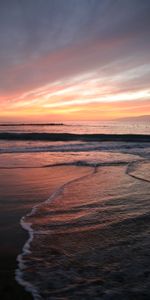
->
left=0, top=132, right=150, bottom=142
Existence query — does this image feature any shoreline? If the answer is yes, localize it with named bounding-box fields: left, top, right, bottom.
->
left=0, top=165, right=91, bottom=300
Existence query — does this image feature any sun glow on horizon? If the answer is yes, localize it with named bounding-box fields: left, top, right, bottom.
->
left=1, top=70, right=150, bottom=122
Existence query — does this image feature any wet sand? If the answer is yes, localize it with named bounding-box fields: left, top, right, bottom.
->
left=0, top=235, right=33, bottom=300
left=0, top=166, right=91, bottom=300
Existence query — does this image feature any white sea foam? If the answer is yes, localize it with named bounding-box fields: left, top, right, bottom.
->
left=0, top=140, right=150, bottom=155
left=15, top=167, right=95, bottom=300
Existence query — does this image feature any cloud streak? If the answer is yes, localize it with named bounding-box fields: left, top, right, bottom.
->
left=0, top=0, right=150, bottom=120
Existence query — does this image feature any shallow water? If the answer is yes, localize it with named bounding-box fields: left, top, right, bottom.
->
left=16, top=162, right=150, bottom=300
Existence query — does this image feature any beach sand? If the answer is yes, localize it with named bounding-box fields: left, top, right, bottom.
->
left=0, top=166, right=91, bottom=300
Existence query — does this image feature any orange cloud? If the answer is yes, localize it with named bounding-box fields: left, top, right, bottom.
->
left=1, top=59, right=150, bottom=122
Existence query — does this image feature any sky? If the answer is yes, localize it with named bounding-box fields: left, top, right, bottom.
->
left=0, top=0, right=150, bottom=122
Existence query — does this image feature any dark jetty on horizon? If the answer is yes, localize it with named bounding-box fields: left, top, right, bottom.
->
left=0, top=132, right=150, bottom=142
left=0, top=123, right=64, bottom=126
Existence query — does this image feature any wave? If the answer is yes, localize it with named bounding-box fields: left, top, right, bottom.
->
left=0, top=141, right=150, bottom=162
left=0, top=141, right=106, bottom=154
left=0, top=132, right=150, bottom=142
left=0, top=142, right=140, bottom=154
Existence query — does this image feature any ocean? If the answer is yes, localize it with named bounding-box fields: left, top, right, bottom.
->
left=0, top=121, right=150, bottom=300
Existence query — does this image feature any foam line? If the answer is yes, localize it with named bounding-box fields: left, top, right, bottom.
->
left=15, top=167, right=95, bottom=299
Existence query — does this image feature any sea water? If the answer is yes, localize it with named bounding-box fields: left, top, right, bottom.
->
left=0, top=121, right=150, bottom=299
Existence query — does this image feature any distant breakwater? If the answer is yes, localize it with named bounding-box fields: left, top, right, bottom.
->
left=0, top=123, right=64, bottom=126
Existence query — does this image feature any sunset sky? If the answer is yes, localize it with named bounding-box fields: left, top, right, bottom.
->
left=0, top=0, right=150, bottom=122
